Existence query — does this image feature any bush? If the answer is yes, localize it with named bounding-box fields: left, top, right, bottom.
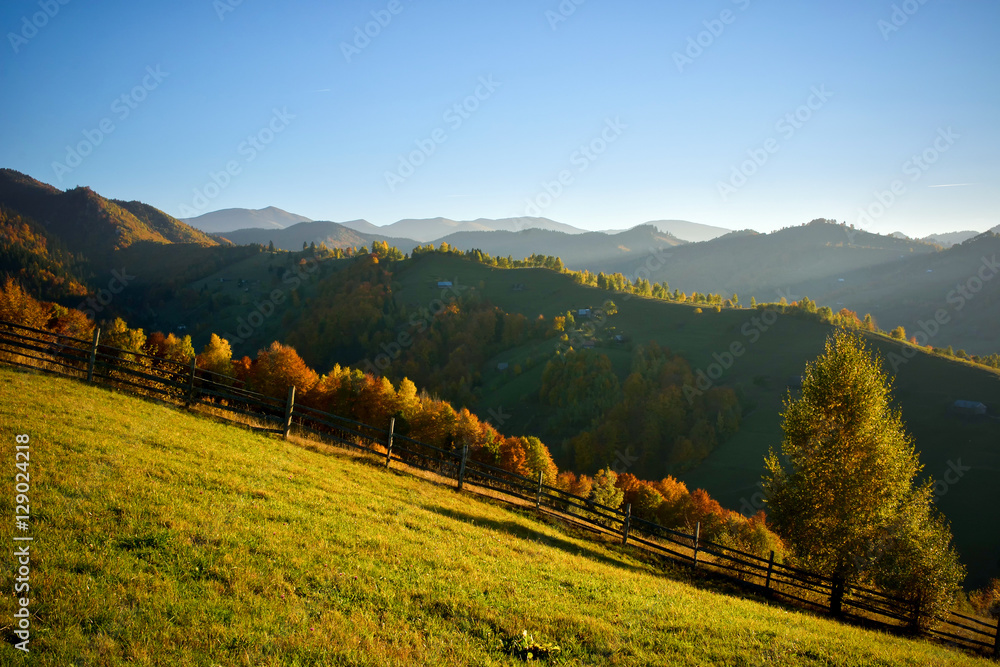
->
left=500, top=630, right=560, bottom=661
left=969, top=578, right=1000, bottom=618
left=874, top=509, right=965, bottom=630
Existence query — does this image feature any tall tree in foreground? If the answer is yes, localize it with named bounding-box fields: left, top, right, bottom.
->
left=763, top=330, right=963, bottom=626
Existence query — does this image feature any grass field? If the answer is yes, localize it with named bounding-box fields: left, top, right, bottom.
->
left=0, top=366, right=995, bottom=665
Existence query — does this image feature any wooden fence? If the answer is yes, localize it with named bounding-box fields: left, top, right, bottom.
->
left=1, top=318, right=997, bottom=658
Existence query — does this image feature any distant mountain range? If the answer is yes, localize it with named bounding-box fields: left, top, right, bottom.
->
left=612, top=219, right=938, bottom=298
left=891, top=228, right=1000, bottom=247
left=434, top=225, right=685, bottom=269
left=341, top=216, right=587, bottom=242
left=182, top=206, right=733, bottom=245
left=922, top=228, right=1000, bottom=246
left=637, top=220, right=731, bottom=243
left=214, top=220, right=686, bottom=270
left=218, top=219, right=417, bottom=254
left=3, top=168, right=998, bottom=353
left=182, top=207, right=312, bottom=234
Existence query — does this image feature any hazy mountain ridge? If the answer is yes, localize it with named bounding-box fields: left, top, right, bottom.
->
left=342, top=216, right=588, bottom=242
left=178, top=205, right=733, bottom=246
left=434, top=224, right=685, bottom=271
left=183, top=206, right=313, bottom=233
left=217, top=219, right=419, bottom=253
left=610, top=220, right=939, bottom=296
left=804, top=232, right=1000, bottom=355
left=643, top=219, right=731, bottom=243
left=921, top=227, right=1000, bottom=247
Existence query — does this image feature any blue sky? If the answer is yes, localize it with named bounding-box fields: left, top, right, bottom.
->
left=1, top=0, right=997, bottom=237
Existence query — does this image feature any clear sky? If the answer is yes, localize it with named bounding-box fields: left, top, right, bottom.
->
left=1, top=0, right=997, bottom=237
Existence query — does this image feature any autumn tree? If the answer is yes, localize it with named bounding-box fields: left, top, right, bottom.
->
left=685, top=488, right=727, bottom=540
left=556, top=471, right=593, bottom=504
left=652, top=476, right=690, bottom=528
left=0, top=277, right=49, bottom=330
left=498, top=436, right=530, bottom=477
left=616, top=474, right=663, bottom=521
left=249, top=341, right=319, bottom=398
left=969, top=578, right=1000, bottom=619
left=589, top=467, right=624, bottom=525
left=519, top=435, right=559, bottom=484
left=197, top=334, right=235, bottom=379
left=763, top=331, right=964, bottom=620
left=147, top=332, right=194, bottom=364
left=540, top=349, right=621, bottom=431
left=48, top=303, right=93, bottom=340
left=101, top=318, right=145, bottom=359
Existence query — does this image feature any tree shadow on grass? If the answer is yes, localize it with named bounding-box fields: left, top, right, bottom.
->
left=418, top=503, right=653, bottom=577
left=420, top=503, right=863, bottom=637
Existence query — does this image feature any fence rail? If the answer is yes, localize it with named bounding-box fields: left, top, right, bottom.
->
left=0, top=318, right=997, bottom=658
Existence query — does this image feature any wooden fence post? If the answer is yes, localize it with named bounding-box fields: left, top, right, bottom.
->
left=185, top=357, right=197, bottom=405
left=384, top=417, right=395, bottom=468
left=993, top=613, right=999, bottom=658
left=457, top=444, right=468, bottom=491
left=86, top=327, right=100, bottom=382
left=693, top=522, right=700, bottom=567
left=829, top=576, right=845, bottom=617
left=621, top=503, right=631, bottom=546
left=283, top=386, right=295, bottom=440
left=535, top=470, right=544, bottom=509
left=764, top=550, right=775, bottom=596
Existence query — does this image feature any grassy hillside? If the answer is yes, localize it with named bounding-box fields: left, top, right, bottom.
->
left=0, top=366, right=992, bottom=666
left=388, top=253, right=1000, bottom=588
left=131, top=248, right=1000, bottom=588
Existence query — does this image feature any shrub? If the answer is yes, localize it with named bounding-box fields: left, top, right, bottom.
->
left=969, top=578, right=1000, bottom=618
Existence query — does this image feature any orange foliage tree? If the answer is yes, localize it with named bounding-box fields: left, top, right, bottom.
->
left=249, top=341, right=319, bottom=399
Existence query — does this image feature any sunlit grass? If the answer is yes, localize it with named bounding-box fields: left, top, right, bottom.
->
left=0, top=366, right=992, bottom=665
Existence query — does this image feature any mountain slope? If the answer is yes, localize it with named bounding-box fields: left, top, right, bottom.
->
left=618, top=219, right=938, bottom=299
left=0, top=366, right=989, bottom=666
left=182, top=206, right=312, bottom=233
left=0, top=205, right=90, bottom=299
left=114, top=199, right=217, bottom=245
left=0, top=169, right=217, bottom=265
left=802, top=232, right=1000, bottom=355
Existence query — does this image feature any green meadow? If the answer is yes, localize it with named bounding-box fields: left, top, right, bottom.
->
left=0, top=366, right=993, bottom=665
